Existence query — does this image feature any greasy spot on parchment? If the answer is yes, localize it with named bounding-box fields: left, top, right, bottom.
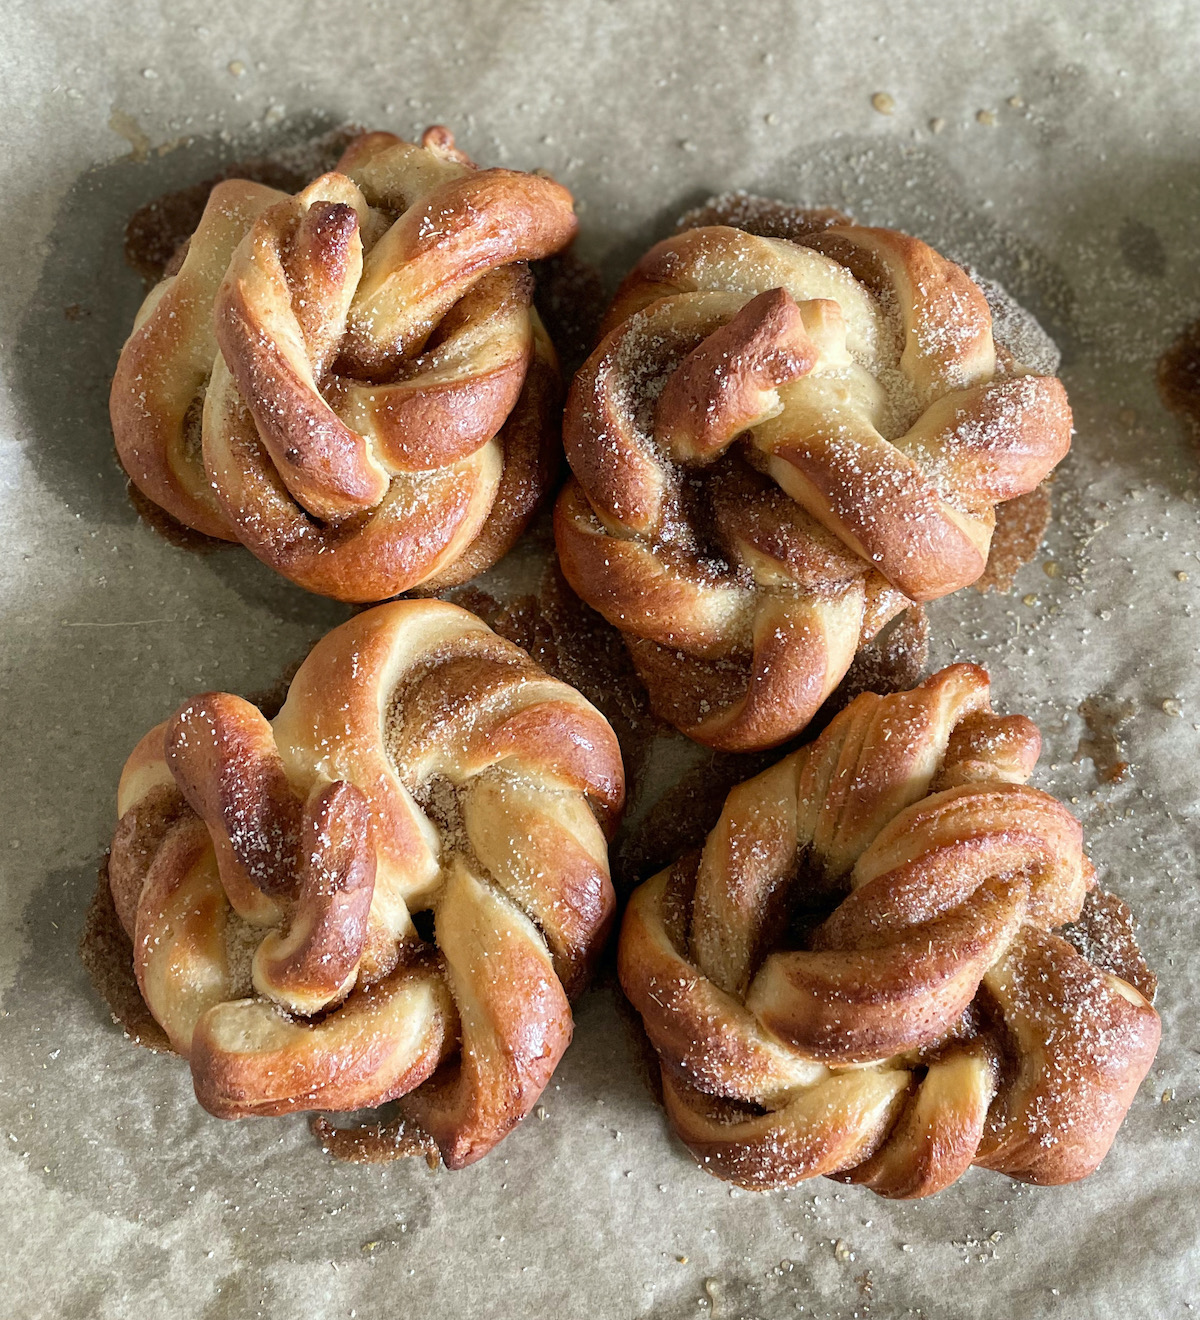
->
left=1062, top=887, right=1157, bottom=1001
left=1075, top=692, right=1135, bottom=785
left=1159, top=317, right=1200, bottom=454
left=310, top=1113, right=441, bottom=1168
left=974, top=484, right=1053, bottom=594
left=79, top=856, right=171, bottom=1052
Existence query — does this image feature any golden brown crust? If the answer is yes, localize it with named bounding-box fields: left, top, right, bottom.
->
left=110, top=178, right=286, bottom=538
left=109, top=599, right=624, bottom=1167
left=618, top=664, right=1159, bottom=1197
left=558, top=225, right=1072, bottom=750
left=111, top=128, right=577, bottom=601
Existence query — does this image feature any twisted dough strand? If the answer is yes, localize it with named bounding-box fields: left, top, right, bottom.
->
left=110, top=178, right=287, bottom=537
left=618, top=664, right=1159, bottom=1197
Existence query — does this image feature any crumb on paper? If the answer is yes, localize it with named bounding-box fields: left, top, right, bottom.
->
left=872, top=92, right=896, bottom=115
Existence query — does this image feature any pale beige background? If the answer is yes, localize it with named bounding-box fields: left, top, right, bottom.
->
left=2, top=3, right=1198, bottom=1317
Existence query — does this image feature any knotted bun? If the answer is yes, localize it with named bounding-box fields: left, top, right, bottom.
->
left=618, top=664, right=1158, bottom=1196
left=110, top=599, right=624, bottom=1167
left=112, top=127, right=576, bottom=601
left=557, top=225, right=1071, bottom=750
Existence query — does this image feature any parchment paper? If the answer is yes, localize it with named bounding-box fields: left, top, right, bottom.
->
left=2, top=3, right=1198, bottom=1317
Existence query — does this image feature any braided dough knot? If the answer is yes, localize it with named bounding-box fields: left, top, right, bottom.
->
left=110, top=600, right=624, bottom=1167
left=557, top=226, right=1072, bottom=750
left=619, top=664, right=1159, bottom=1197
left=112, top=128, right=577, bottom=600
